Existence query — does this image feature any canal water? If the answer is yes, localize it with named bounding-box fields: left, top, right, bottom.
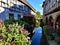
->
left=31, top=27, right=42, bottom=45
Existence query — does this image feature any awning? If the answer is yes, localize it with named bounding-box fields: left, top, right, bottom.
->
left=24, top=13, right=35, bottom=17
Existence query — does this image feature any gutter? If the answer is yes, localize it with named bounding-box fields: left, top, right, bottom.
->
left=19, top=0, right=36, bottom=12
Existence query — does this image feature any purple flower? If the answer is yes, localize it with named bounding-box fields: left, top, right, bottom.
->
left=0, top=35, right=3, bottom=39
left=19, top=31, right=22, bottom=34
left=26, top=36, right=30, bottom=42
left=6, top=28, right=9, bottom=32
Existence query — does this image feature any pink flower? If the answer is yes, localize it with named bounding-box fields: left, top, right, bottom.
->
left=0, top=35, right=3, bottom=39
left=26, top=36, right=30, bottom=42
left=26, top=37, right=30, bottom=40
left=26, top=38, right=28, bottom=42
left=22, top=28, right=26, bottom=32
left=20, top=27, right=27, bottom=33
left=0, top=19, right=4, bottom=27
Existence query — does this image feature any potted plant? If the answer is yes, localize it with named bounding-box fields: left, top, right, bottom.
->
left=0, top=22, right=31, bottom=45
left=55, top=25, right=60, bottom=45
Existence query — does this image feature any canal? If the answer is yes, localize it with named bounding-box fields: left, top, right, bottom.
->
left=31, top=27, right=42, bottom=45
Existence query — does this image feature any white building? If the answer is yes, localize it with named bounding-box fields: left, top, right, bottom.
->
left=0, top=0, right=35, bottom=20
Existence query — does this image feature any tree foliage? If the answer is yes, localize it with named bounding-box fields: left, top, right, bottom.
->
left=35, top=11, right=43, bottom=27
left=35, top=11, right=42, bottom=19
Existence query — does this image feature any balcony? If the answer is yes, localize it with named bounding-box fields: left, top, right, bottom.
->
left=44, top=0, right=60, bottom=15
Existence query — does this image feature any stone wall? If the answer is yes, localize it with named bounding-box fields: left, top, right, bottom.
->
left=43, top=11, right=60, bottom=28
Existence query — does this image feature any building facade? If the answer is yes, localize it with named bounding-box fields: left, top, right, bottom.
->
left=0, top=0, right=35, bottom=20
left=42, top=0, right=60, bottom=28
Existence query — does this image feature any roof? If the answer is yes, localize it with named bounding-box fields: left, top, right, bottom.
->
left=24, top=13, right=35, bottom=17
left=20, top=0, right=36, bottom=12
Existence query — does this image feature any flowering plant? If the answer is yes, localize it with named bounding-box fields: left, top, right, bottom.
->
left=0, top=23, right=31, bottom=45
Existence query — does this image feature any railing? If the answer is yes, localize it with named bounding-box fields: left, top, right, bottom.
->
left=44, top=1, right=59, bottom=15
left=58, top=0, right=60, bottom=6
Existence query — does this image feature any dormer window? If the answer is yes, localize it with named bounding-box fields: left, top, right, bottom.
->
left=49, top=0, right=51, bottom=3
left=18, top=0, right=20, bottom=1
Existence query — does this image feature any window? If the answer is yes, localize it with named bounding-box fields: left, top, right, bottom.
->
left=18, top=15, right=21, bottom=19
left=18, top=0, right=20, bottom=1
left=2, top=0, right=7, bottom=3
left=1, top=0, right=8, bottom=7
left=0, top=1, right=1, bottom=6
left=19, top=5, right=23, bottom=10
left=53, top=0, right=56, bottom=5
left=17, top=1, right=19, bottom=5
left=5, top=4, right=8, bottom=7
left=49, top=0, right=51, bottom=2
left=24, top=5, right=27, bottom=11
left=10, top=0, right=14, bottom=7
left=8, top=0, right=10, bottom=7
left=59, top=0, right=60, bottom=3
left=2, top=3, right=4, bottom=7
left=16, top=1, right=19, bottom=8
left=19, top=2, right=23, bottom=5
left=2, top=2, right=8, bottom=7
left=10, top=0, right=14, bottom=3
left=0, top=0, right=1, bottom=1
left=10, top=3, right=14, bottom=6
left=9, top=14, right=14, bottom=19
left=14, top=0, right=17, bottom=4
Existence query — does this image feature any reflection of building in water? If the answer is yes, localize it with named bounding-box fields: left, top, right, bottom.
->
left=0, top=0, right=35, bottom=20
left=42, top=0, right=60, bottom=29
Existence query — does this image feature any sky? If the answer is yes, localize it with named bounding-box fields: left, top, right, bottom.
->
left=27, top=0, right=45, bottom=15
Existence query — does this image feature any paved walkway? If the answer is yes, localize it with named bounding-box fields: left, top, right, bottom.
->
left=31, top=27, right=42, bottom=45
left=48, top=40, right=57, bottom=45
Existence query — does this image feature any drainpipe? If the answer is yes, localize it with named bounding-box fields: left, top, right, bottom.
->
left=57, top=0, right=59, bottom=7
left=53, top=19, right=56, bottom=29
left=0, top=7, right=5, bottom=20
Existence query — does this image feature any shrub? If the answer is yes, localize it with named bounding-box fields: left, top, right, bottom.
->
left=57, top=27, right=60, bottom=36
left=43, top=25, right=47, bottom=35
left=4, top=19, right=30, bottom=27
left=0, top=23, right=31, bottom=45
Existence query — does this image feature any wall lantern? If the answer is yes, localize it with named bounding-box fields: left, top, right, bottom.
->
left=0, top=7, right=5, bottom=13
left=21, top=15, right=23, bottom=18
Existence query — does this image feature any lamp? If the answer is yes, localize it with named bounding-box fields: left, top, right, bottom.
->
left=21, top=15, right=23, bottom=18
left=0, top=7, right=5, bottom=13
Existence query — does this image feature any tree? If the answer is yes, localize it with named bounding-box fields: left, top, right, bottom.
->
left=35, top=11, right=43, bottom=27
left=35, top=11, right=42, bottom=19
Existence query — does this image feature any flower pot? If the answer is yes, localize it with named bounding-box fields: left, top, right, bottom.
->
left=47, top=36, right=51, bottom=40
left=10, top=42, right=14, bottom=45
left=55, top=36, right=60, bottom=45
left=57, top=41, right=60, bottom=45
left=14, top=43, right=22, bottom=45
left=57, top=40, right=60, bottom=45
left=19, top=43, right=22, bottom=45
